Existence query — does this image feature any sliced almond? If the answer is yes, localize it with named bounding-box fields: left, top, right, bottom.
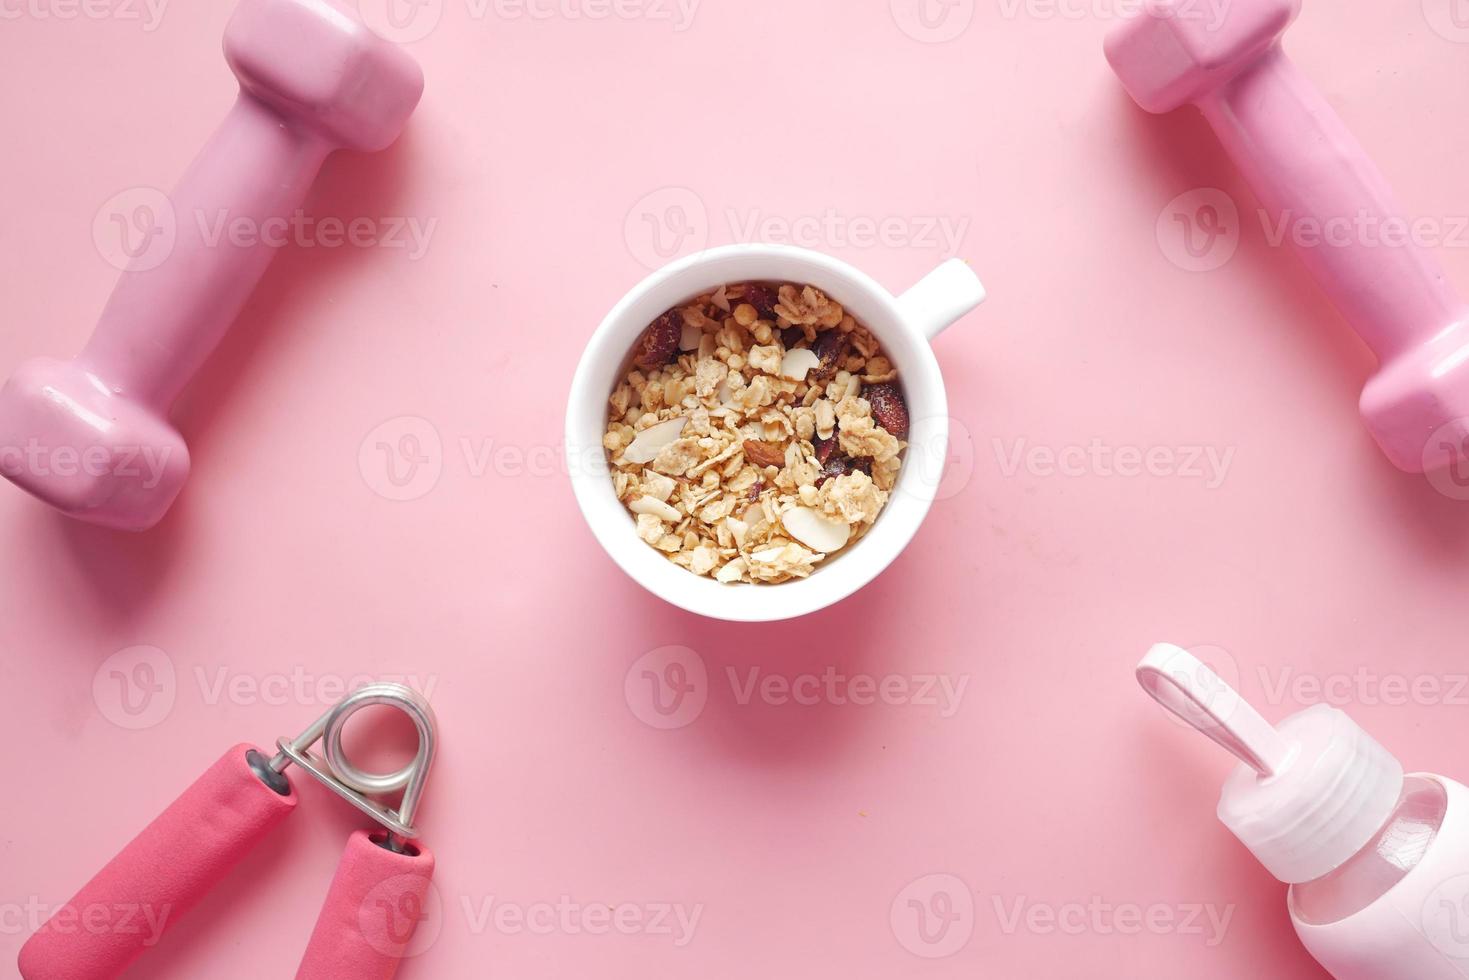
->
left=715, top=558, right=746, bottom=584
left=622, top=416, right=688, bottom=465
left=749, top=545, right=787, bottom=564
left=725, top=516, right=750, bottom=549
left=629, top=495, right=681, bottom=522
left=781, top=507, right=850, bottom=554
left=679, top=323, right=702, bottom=352
left=779, top=347, right=822, bottom=382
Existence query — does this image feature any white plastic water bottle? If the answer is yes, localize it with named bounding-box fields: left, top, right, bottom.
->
left=1138, top=643, right=1469, bottom=979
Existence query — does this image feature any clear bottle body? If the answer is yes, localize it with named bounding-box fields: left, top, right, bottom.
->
left=1290, top=776, right=1447, bottom=925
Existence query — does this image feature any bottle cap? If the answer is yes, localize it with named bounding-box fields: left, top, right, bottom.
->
left=1137, top=644, right=1404, bottom=885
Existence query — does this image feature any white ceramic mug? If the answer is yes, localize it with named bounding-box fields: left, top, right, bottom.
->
left=566, top=244, right=985, bottom=622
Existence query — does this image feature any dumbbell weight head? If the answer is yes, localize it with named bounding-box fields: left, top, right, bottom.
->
left=0, top=358, right=191, bottom=531
left=1105, top=0, right=1301, bottom=113
left=225, top=0, right=423, bottom=153
left=1361, top=327, right=1469, bottom=473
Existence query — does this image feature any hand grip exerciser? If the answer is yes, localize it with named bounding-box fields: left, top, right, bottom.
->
left=1106, top=0, right=1469, bottom=474
left=19, top=683, right=438, bottom=980
left=0, top=0, right=423, bottom=531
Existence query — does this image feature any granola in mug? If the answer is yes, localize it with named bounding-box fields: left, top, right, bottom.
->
left=602, top=283, right=910, bottom=585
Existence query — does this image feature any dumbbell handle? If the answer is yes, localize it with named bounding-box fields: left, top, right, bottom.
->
left=18, top=744, right=296, bottom=980
left=296, top=829, right=436, bottom=980
left=81, top=93, right=331, bottom=407
left=1198, top=45, right=1468, bottom=362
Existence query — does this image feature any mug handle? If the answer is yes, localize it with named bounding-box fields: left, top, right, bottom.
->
left=896, top=259, right=987, bottom=341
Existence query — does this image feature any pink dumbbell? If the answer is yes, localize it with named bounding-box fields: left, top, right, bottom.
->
left=1107, top=0, right=1469, bottom=474
left=0, top=0, right=423, bottom=531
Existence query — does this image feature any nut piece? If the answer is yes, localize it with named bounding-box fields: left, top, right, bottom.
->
left=779, top=348, right=822, bottom=382
left=629, top=495, right=681, bottom=522
left=743, top=439, right=786, bottom=469
left=782, top=507, right=851, bottom=553
left=633, top=311, right=681, bottom=370
left=623, top=416, right=688, bottom=464
left=679, top=322, right=702, bottom=351
left=864, top=383, right=909, bottom=439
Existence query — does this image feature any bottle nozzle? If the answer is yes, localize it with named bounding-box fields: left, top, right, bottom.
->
left=1137, top=643, right=1295, bottom=778
left=1137, top=643, right=1406, bottom=884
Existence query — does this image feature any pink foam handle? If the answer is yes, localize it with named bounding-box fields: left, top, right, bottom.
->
left=295, top=829, right=435, bottom=980
left=18, top=744, right=296, bottom=980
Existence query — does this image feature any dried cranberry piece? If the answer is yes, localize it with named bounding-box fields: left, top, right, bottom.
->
left=744, top=284, right=779, bottom=320
left=810, top=329, right=850, bottom=381
left=864, top=383, right=909, bottom=439
left=633, top=310, right=681, bottom=370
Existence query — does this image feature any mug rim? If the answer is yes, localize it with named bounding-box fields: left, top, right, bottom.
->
left=566, top=243, right=950, bottom=623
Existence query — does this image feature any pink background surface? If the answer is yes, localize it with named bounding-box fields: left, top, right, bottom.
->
left=4, top=1, right=1469, bottom=977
